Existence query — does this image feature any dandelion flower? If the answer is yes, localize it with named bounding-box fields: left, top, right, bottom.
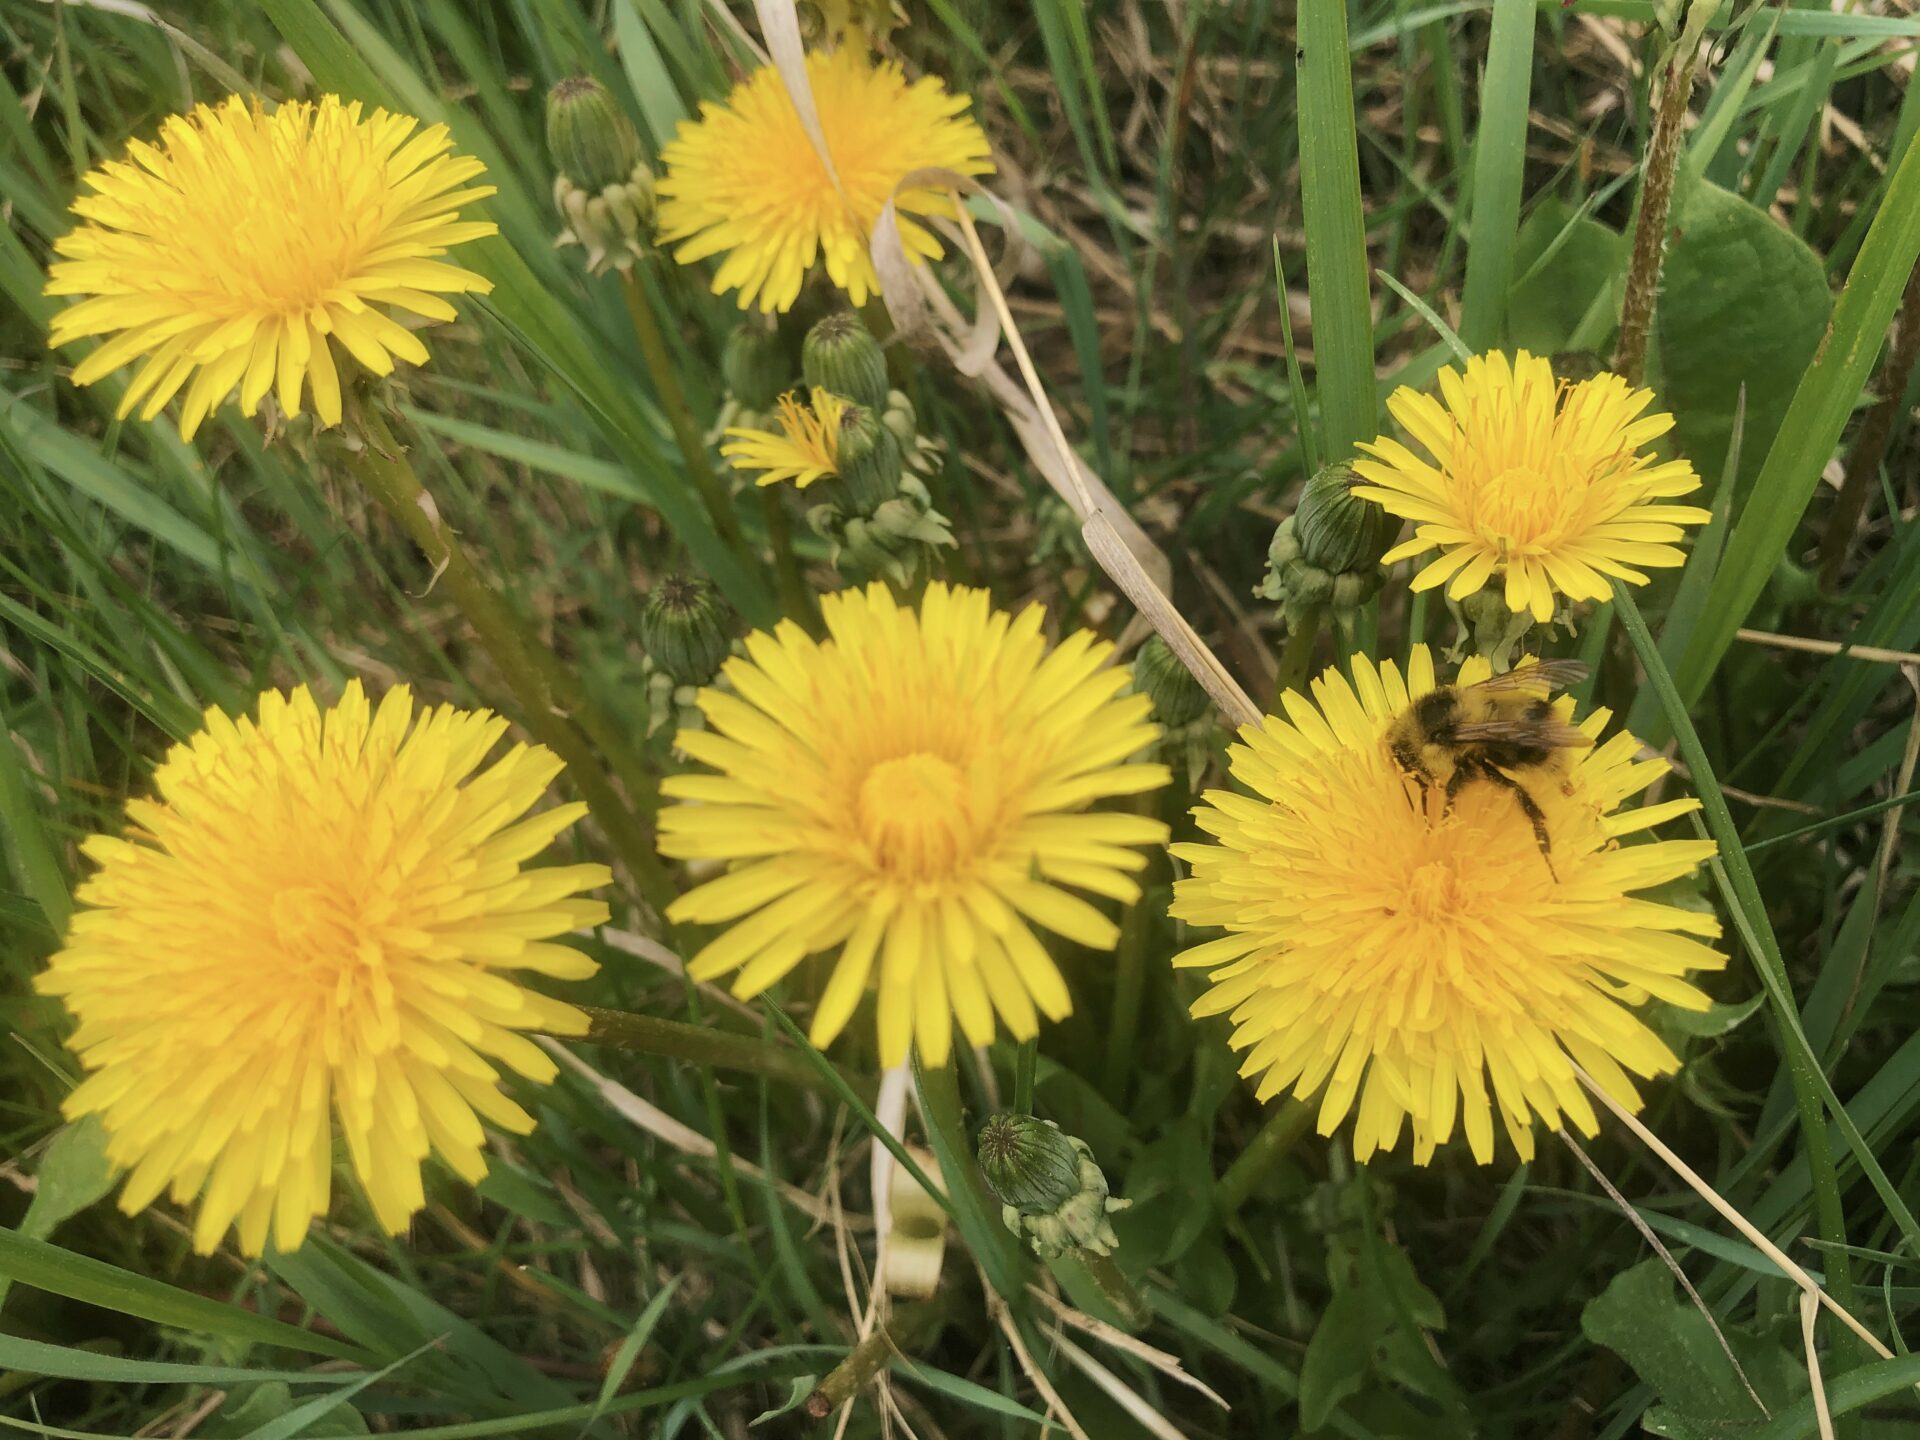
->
left=1352, top=351, right=1711, bottom=623
left=1171, top=649, right=1723, bottom=1164
left=656, top=49, right=993, bottom=313
left=46, top=95, right=497, bottom=440
left=660, top=582, right=1169, bottom=1066
left=721, top=387, right=846, bottom=489
left=37, top=683, right=608, bottom=1256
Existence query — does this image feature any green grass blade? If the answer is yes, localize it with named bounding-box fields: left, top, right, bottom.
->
left=0, top=1228, right=369, bottom=1362
left=1297, top=0, right=1379, bottom=459
left=1456, top=0, right=1535, bottom=349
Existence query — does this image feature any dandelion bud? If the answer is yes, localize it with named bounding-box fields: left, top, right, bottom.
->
left=640, top=574, right=734, bottom=687
left=803, top=312, right=891, bottom=410
left=723, top=322, right=796, bottom=411
left=1133, top=636, right=1211, bottom=728
left=546, top=77, right=642, bottom=193
left=547, top=79, right=656, bottom=275
left=834, top=403, right=904, bottom=512
left=977, top=1115, right=1131, bottom=1260
left=1295, top=462, right=1391, bottom=575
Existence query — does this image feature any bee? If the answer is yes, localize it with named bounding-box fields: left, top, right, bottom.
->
left=1385, top=660, right=1593, bottom=875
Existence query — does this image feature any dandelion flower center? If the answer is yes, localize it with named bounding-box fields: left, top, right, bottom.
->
left=660, top=583, right=1169, bottom=1066
left=1172, top=648, right=1725, bottom=1164
left=858, top=752, right=977, bottom=878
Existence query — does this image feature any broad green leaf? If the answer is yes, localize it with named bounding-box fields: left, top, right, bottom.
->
left=1654, top=175, right=1831, bottom=501
left=1507, top=198, right=1626, bottom=355
left=211, top=1382, right=368, bottom=1437
left=0, top=1119, right=118, bottom=1306
left=1299, top=1286, right=1393, bottom=1431
left=1582, top=1261, right=1802, bottom=1437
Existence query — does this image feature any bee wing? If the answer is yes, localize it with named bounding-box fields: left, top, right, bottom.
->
left=1460, top=659, right=1592, bottom=696
left=1451, top=716, right=1594, bottom=748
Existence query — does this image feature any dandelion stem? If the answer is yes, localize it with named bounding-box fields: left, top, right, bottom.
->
left=345, top=401, right=674, bottom=914
left=617, top=269, right=752, bottom=561
left=1275, top=610, right=1323, bottom=699
left=1215, top=1098, right=1315, bottom=1220
left=1078, top=1251, right=1152, bottom=1331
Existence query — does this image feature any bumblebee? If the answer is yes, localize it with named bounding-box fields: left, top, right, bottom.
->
left=1385, top=660, right=1593, bottom=873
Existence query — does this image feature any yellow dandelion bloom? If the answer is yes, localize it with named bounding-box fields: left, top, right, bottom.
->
left=1171, top=648, right=1723, bottom=1164
left=656, top=48, right=993, bottom=313
left=721, top=387, right=847, bottom=489
left=45, top=94, right=497, bottom=440
left=659, top=582, right=1169, bottom=1066
left=1352, top=351, right=1712, bottom=623
left=37, top=682, right=608, bottom=1256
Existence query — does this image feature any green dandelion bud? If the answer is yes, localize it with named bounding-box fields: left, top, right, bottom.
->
left=546, top=77, right=642, bottom=193
left=834, top=402, right=904, bottom=513
left=803, top=312, right=891, bottom=410
left=640, top=574, right=734, bottom=687
left=1133, top=636, right=1211, bottom=728
left=547, top=78, right=656, bottom=275
left=723, top=322, right=796, bottom=412
left=1295, top=461, right=1391, bottom=575
left=977, top=1115, right=1130, bottom=1260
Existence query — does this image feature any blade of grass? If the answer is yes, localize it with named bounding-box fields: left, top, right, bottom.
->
left=1456, top=0, right=1534, bottom=350
left=1297, top=0, right=1379, bottom=459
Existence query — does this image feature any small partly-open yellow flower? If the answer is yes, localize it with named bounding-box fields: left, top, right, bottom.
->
left=721, top=387, right=847, bottom=489
left=656, top=48, right=993, bottom=313
left=1172, top=648, right=1723, bottom=1164
left=1352, top=351, right=1711, bottom=622
left=659, top=583, right=1169, bottom=1066
left=46, top=95, right=496, bottom=440
left=38, top=683, right=607, bottom=1255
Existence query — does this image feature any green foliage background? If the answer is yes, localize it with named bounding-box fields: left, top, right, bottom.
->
left=5, top=0, right=1920, bottom=1436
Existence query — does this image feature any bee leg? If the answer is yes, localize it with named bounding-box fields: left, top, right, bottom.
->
left=1479, top=767, right=1560, bottom=882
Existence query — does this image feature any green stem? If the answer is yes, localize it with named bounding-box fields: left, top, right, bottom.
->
left=346, top=402, right=674, bottom=914
left=1013, top=1039, right=1037, bottom=1115
left=618, top=267, right=751, bottom=565
left=913, top=1050, right=1030, bottom=1304
left=578, top=1006, right=873, bottom=1100
left=1079, top=1250, right=1152, bottom=1331
left=805, top=1325, right=893, bottom=1420
left=1275, top=610, right=1324, bottom=701
left=1215, top=1099, right=1315, bottom=1221
left=756, top=485, right=815, bottom=622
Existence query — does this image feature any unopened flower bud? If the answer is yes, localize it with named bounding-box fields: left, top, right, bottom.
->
left=1295, top=462, right=1390, bottom=575
left=1133, top=636, right=1211, bottom=728
left=977, top=1115, right=1129, bottom=1260
left=546, top=77, right=642, bottom=193
left=640, top=575, right=734, bottom=687
left=723, top=322, right=795, bottom=412
left=834, top=403, right=903, bottom=512
left=803, top=312, right=891, bottom=410
left=977, top=1114, right=1085, bottom=1215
